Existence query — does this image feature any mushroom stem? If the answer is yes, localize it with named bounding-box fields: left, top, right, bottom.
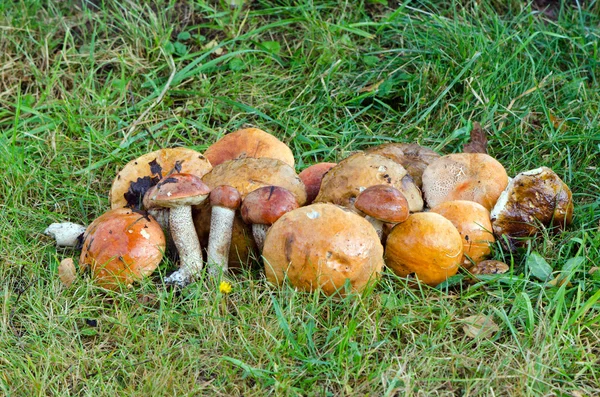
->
left=206, top=205, right=236, bottom=276
left=252, top=224, right=270, bottom=252
left=164, top=205, right=203, bottom=286
left=364, top=216, right=384, bottom=240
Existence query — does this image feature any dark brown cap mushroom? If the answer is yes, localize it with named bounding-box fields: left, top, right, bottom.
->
left=354, top=184, right=409, bottom=239
left=79, top=208, right=166, bottom=290
left=298, top=162, right=337, bottom=204
left=204, top=127, right=295, bottom=167
left=206, top=185, right=242, bottom=276
left=149, top=173, right=211, bottom=286
left=241, top=186, right=299, bottom=251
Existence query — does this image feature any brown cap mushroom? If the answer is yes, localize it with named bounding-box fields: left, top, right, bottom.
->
left=241, top=186, right=299, bottom=251
left=430, top=200, right=495, bottom=268
left=314, top=152, right=424, bottom=212
left=298, top=162, right=337, bottom=204
left=421, top=153, right=508, bottom=211
left=365, top=143, right=441, bottom=187
left=354, top=184, right=409, bottom=239
left=491, top=166, right=573, bottom=249
left=110, top=147, right=212, bottom=209
left=204, top=127, right=295, bottom=167
left=149, top=173, right=211, bottom=286
left=385, top=212, right=463, bottom=286
left=206, top=185, right=242, bottom=276
left=262, top=203, right=384, bottom=296
left=79, top=208, right=166, bottom=290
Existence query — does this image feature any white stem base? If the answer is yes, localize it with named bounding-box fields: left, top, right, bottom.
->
left=164, top=206, right=203, bottom=287
left=206, top=206, right=235, bottom=277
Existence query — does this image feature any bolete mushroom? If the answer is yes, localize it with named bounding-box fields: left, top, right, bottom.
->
left=421, top=153, right=509, bottom=211
left=365, top=143, right=441, bottom=188
left=262, top=203, right=384, bottom=296
left=148, top=173, right=211, bottom=286
left=298, top=162, right=337, bottom=204
left=79, top=208, right=166, bottom=289
left=354, top=184, right=410, bottom=239
left=430, top=200, right=495, bottom=268
left=204, top=127, right=295, bottom=167
left=491, top=166, right=573, bottom=249
left=385, top=212, right=463, bottom=286
left=110, top=147, right=212, bottom=210
left=206, top=185, right=242, bottom=276
left=314, top=152, right=424, bottom=212
left=240, top=186, right=299, bottom=251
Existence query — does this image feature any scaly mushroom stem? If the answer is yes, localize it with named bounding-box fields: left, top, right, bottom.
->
left=164, top=205, right=203, bottom=286
left=252, top=224, right=269, bottom=252
left=364, top=216, right=384, bottom=240
left=207, top=205, right=236, bottom=276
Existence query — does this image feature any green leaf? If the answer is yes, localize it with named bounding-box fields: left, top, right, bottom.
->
left=174, top=41, right=188, bottom=56
left=177, top=31, right=191, bottom=41
left=228, top=58, right=245, bottom=71
left=260, top=40, right=281, bottom=54
left=562, top=256, right=585, bottom=274
left=362, top=55, right=380, bottom=67
left=526, top=251, right=553, bottom=281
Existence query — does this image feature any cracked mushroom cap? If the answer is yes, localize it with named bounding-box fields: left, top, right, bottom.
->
left=79, top=208, right=166, bottom=290
left=298, top=162, right=337, bottom=204
left=430, top=200, right=495, bottom=268
left=354, top=184, right=410, bottom=224
left=204, top=127, right=295, bottom=167
left=314, top=152, right=424, bottom=212
left=366, top=143, right=441, bottom=187
left=262, top=203, right=384, bottom=296
left=421, top=153, right=509, bottom=211
left=385, top=212, right=463, bottom=286
left=150, top=173, right=211, bottom=208
left=491, top=166, right=573, bottom=248
left=110, top=148, right=212, bottom=209
left=241, top=186, right=299, bottom=226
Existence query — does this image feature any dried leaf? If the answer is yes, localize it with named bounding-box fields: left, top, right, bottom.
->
left=547, top=275, right=573, bottom=288
left=58, top=257, right=76, bottom=287
left=589, top=267, right=599, bottom=275
left=463, top=122, right=488, bottom=154
left=461, top=315, right=499, bottom=339
left=358, top=79, right=384, bottom=93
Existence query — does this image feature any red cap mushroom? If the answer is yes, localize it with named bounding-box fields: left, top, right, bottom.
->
left=354, top=184, right=409, bottom=239
left=298, top=162, right=337, bottom=204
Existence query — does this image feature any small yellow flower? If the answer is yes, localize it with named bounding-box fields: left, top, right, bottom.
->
left=219, top=281, right=232, bottom=294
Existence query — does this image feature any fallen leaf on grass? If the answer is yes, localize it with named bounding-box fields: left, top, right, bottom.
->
left=463, top=121, right=488, bottom=154
left=358, top=79, right=385, bottom=93
left=547, top=275, right=573, bottom=288
left=461, top=315, right=499, bottom=339
left=58, top=258, right=76, bottom=287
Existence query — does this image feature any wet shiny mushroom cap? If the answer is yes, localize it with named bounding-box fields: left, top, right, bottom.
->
left=110, top=147, right=212, bottom=209
left=150, top=173, right=211, bottom=207
left=354, top=184, right=410, bottom=224
left=204, top=127, right=295, bottom=167
left=79, top=208, right=166, bottom=290
left=298, top=162, right=337, bottom=204
left=241, top=186, right=299, bottom=226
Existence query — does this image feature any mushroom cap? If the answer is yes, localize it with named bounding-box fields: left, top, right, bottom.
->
left=354, top=184, right=410, bottom=224
left=365, top=143, right=441, bottom=187
left=298, top=162, right=337, bottom=204
left=110, top=148, right=212, bottom=209
left=430, top=200, right=495, bottom=268
left=262, top=203, right=384, bottom=296
left=79, top=208, right=166, bottom=289
left=150, top=173, right=211, bottom=207
left=241, top=186, right=299, bottom=225
left=204, top=127, right=295, bottom=168
left=385, top=212, right=463, bottom=286
left=314, top=152, right=424, bottom=212
left=491, top=167, right=573, bottom=248
left=421, top=153, right=509, bottom=210
left=210, top=185, right=242, bottom=210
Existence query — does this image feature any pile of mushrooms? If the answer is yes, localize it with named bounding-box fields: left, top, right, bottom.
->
left=45, top=126, right=574, bottom=294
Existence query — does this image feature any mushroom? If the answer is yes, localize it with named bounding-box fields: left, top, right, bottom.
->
left=44, top=222, right=86, bottom=247
left=148, top=173, right=211, bottom=286
left=195, top=157, right=307, bottom=270
left=79, top=208, right=166, bottom=289
left=354, top=184, right=409, bottom=239
left=262, top=203, right=384, bottom=296
left=204, top=127, right=295, bottom=168
left=298, top=162, right=337, bottom=204
left=240, top=186, right=299, bottom=251
left=385, top=212, right=463, bottom=286
left=491, top=166, right=573, bottom=249
left=314, top=152, right=424, bottom=212
left=206, top=185, right=242, bottom=276
left=365, top=143, right=441, bottom=188
left=110, top=147, right=212, bottom=210
left=430, top=200, right=495, bottom=268
left=421, top=153, right=509, bottom=210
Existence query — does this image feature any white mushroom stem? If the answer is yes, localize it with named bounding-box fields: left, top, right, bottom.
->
left=252, top=224, right=270, bottom=252
left=206, top=206, right=236, bottom=276
left=44, top=222, right=87, bottom=247
left=364, top=216, right=384, bottom=240
left=164, top=205, right=203, bottom=287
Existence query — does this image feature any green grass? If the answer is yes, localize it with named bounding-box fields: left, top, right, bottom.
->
left=1, top=0, right=599, bottom=395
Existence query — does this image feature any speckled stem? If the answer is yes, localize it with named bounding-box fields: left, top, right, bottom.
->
left=164, top=205, right=203, bottom=287
left=365, top=216, right=384, bottom=240
left=206, top=205, right=235, bottom=277
left=252, top=224, right=269, bottom=252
